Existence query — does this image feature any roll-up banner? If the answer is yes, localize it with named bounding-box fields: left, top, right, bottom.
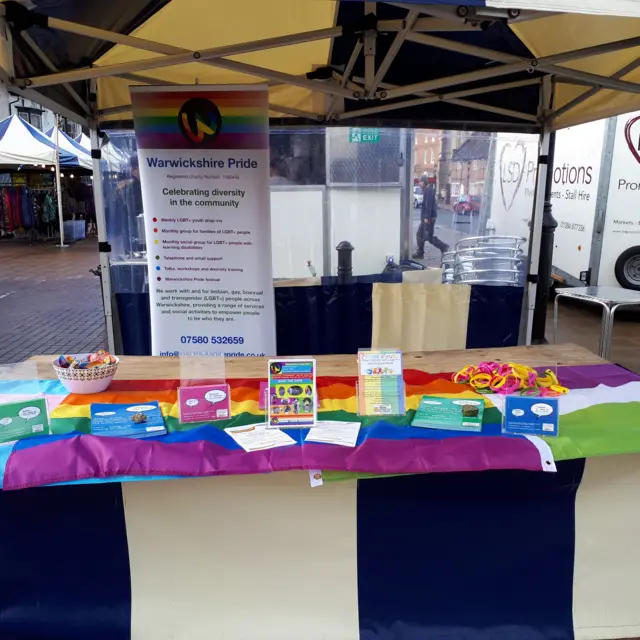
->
left=131, top=86, right=275, bottom=356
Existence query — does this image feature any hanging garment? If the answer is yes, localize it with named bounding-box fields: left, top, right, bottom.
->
left=2, top=189, right=11, bottom=232
left=11, top=188, right=21, bottom=231
left=43, top=193, right=57, bottom=224
left=21, top=188, right=33, bottom=229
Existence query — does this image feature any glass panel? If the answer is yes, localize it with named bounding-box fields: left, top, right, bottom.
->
left=100, top=125, right=534, bottom=354
left=327, top=127, right=402, bottom=186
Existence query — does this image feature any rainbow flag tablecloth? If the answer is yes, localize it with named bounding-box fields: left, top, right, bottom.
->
left=1, top=363, right=639, bottom=490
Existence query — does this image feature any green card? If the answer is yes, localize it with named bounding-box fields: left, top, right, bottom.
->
left=0, top=398, right=50, bottom=444
left=412, top=396, right=484, bottom=432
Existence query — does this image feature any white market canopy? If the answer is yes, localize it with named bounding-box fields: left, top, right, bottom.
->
left=74, top=131, right=128, bottom=173
left=7, top=0, right=640, bottom=133
left=0, top=114, right=75, bottom=166
left=45, top=125, right=93, bottom=169
left=74, top=132, right=90, bottom=151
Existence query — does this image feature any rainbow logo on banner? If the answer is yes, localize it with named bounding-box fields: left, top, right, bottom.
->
left=130, top=87, right=269, bottom=150
left=178, top=97, right=222, bottom=145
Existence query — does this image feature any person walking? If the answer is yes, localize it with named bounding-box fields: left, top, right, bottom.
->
left=413, top=174, right=449, bottom=259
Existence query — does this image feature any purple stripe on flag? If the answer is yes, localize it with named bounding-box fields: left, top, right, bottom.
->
left=3, top=433, right=543, bottom=490
left=557, top=364, right=639, bottom=389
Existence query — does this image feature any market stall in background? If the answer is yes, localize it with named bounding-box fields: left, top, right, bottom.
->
left=0, top=113, right=94, bottom=244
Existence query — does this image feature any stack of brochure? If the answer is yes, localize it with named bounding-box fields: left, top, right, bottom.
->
left=90, top=401, right=167, bottom=438
left=412, top=396, right=484, bottom=432
left=0, top=398, right=50, bottom=443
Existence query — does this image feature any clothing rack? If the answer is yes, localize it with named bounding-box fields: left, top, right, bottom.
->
left=0, top=185, right=59, bottom=241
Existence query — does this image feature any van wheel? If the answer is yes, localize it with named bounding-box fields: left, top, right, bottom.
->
left=614, top=246, right=640, bottom=290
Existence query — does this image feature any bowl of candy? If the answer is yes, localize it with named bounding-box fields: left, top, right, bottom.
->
left=53, top=350, right=119, bottom=394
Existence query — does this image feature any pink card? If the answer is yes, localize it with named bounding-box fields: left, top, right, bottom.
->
left=178, top=384, right=231, bottom=423
left=259, top=381, right=268, bottom=410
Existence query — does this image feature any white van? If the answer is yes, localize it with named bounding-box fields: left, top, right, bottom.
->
left=485, top=114, right=640, bottom=290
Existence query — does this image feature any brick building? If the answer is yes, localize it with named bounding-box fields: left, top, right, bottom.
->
left=413, top=129, right=490, bottom=205
left=450, top=132, right=490, bottom=199
left=413, top=129, right=442, bottom=181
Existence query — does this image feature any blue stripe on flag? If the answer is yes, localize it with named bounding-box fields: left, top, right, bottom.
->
left=357, top=460, right=584, bottom=639
left=0, top=442, right=14, bottom=489
left=0, top=379, right=67, bottom=395
left=0, top=483, right=131, bottom=639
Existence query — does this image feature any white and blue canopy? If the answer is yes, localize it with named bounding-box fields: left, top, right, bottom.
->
left=0, top=115, right=76, bottom=167
left=45, top=126, right=93, bottom=169
left=74, top=132, right=128, bottom=173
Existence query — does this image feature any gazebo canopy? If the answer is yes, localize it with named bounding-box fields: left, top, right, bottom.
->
left=5, top=0, right=640, bottom=132
left=0, top=114, right=75, bottom=166
left=44, top=126, right=93, bottom=169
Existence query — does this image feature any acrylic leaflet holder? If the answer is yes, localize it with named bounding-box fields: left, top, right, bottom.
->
left=356, top=349, right=406, bottom=417
left=177, top=356, right=229, bottom=424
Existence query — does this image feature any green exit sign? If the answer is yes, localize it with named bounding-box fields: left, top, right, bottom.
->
left=349, top=127, right=380, bottom=143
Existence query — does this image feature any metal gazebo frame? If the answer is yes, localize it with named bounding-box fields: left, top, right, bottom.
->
left=4, top=0, right=640, bottom=350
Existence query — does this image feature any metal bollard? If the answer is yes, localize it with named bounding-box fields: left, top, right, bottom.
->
left=336, top=241, right=354, bottom=284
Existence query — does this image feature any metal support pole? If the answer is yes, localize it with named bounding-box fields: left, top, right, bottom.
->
left=90, top=121, right=116, bottom=353
left=0, top=8, right=13, bottom=120
left=400, top=128, right=414, bottom=261
left=363, top=2, right=377, bottom=94
left=532, top=131, right=557, bottom=343
left=54, top=120, right=67, bottom=248
left=524, top=76, right=553, bottom=345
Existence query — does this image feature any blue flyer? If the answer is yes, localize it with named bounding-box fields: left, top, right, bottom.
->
left=503, top=396, right=559, bottom=437
left=90, top=402, right=167, bottom=438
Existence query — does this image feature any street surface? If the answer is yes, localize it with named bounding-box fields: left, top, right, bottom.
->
left=0, top=239, right=106, bottom=365
left=411, top=205, right=482, bottom=266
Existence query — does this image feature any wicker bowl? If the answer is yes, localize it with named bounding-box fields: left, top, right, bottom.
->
left=52, top=354, right=119, bottom=394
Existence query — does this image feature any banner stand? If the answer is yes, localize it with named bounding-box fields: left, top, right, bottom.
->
left=131, top=85, right=276, bottom=358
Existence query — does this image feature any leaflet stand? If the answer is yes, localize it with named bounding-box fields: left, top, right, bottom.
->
left=356, top=349, right=406, bottom=417
left=0, top=361, right=51, bottom=442
left=177, top=356, right=229, bottom=424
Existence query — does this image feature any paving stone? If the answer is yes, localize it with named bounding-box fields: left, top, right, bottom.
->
left=0, top=238, right=107, bottom=364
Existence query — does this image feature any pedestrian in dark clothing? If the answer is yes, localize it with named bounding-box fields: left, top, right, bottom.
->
left=413, top=175, right=449, bottom=258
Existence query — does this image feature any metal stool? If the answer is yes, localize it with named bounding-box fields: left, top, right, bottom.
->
left=553, top=285, right=640, bottom=359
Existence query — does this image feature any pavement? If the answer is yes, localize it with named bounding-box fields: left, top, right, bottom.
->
left=0, top=238, right=107, bottom=365
left=411, top=205, right=482, bottom=266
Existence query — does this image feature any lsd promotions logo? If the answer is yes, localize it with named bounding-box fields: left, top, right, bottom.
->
left=624, top=114, right=640, bottom=165
left=177, top=97, right=222, bottom=146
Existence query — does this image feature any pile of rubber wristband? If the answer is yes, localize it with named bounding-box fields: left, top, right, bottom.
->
left=452, top=361, right=569, bottom=396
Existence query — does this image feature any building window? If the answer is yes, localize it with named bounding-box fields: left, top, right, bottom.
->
left=432, top=136, right=435, bottom=143
left=17, top=110, right=42, bottom=130
left=423, top=150, right=427, bottom=165
left=430, top=149, right=435, bottom=163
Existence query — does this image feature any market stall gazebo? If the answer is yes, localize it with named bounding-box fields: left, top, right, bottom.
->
left=44, top=125, right=93, bottom=169
left=5, top=0, right=640, bottom=347
left=3, top=3, right=640, bottom=640
left=0, top=113, right=74, bottom=166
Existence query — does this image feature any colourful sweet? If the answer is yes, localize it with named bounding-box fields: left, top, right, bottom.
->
left=56, top=350, right=117, bottom=370
left=57, top=355, right=73, bottom=368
